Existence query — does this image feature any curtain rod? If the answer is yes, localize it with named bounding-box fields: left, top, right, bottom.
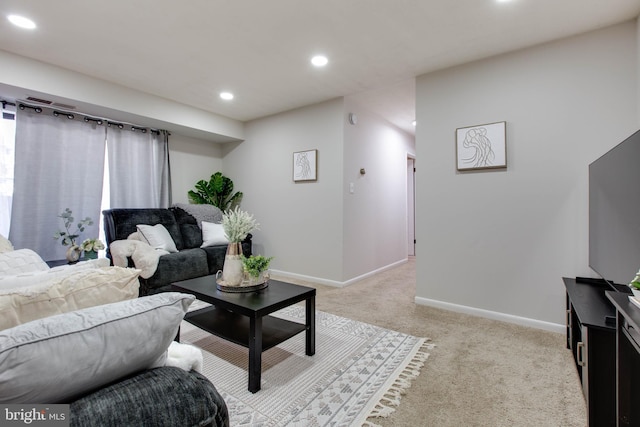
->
left=16, top=100, right=169, bottom=135
left=1, top=99, right=16, bottom=109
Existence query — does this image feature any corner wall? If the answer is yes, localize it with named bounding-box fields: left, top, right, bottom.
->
left=415, top=21, right=638, bottom=329
left=343, top=98, right=416, bottom=280
left=222, top=99, right=346, bottom=283
left=223, top=97, right=415, bottom=285
left=169, top=134, right=223, bottom=204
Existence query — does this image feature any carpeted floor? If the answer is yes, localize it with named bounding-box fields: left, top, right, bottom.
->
left=273, top=258, right=587, bottom=427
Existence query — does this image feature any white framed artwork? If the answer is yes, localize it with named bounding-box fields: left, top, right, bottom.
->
left=456, top=121, right=507, bottom=171
left=293, top=149, right=317, bottom=182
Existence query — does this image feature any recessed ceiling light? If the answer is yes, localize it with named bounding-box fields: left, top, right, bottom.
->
left=219, top=92, right=234, bottom=100
left=311, top=55, right=328, bottom=67
left=8, top=14, right=36, bottom=30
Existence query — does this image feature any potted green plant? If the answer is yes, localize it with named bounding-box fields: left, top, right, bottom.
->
left=54, top=208, right=93, bottom=247
left=242, top=255, right=274, bottom=286
left=629, top=271, right=640, bottom=298
left=188, top=172, right=243, bottom=212
left=54, top=208, right=94, bottom=263
left=218, top=207, right=260, bottom=287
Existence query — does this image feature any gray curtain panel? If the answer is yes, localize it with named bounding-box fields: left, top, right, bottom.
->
left=10, top=107, right=106, bottom=261
left=107, top=127, right=171, bottom=209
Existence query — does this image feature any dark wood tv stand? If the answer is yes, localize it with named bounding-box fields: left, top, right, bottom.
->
left=564, top=277, right=616, bottom=426
left=606, top=291, right=640, bottom=427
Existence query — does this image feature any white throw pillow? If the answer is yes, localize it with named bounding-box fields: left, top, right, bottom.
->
left=0, top=258, right=110, bottom=291
left=0, top=292, right=195, bottom=403
left=0, top=249, right=49, bottom=275
left=200, top=221, right=229, bottom=247
left=0, top=266, right=141, bottom=330
left=136, top=224, right=178, bottom=253
left=47, top=257, right=110, bottom=273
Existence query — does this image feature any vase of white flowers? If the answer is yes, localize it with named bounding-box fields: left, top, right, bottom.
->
left=219, top=207, right=259, bottom=287
left=79, top=238, right=105, bottom=259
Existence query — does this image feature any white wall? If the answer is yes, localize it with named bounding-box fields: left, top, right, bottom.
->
left=221, top=97, right=416, bottom=285
left=0, top=50, right=243, bottom=142
left=415, top=21, right=638, bottom=330
left=222, top=99, right=346, bottom=284
left=638, top=16, right=640, bottom=125
left=169, top=133, right=223, bottom=204
left=343, top=98, right=416, bottom=280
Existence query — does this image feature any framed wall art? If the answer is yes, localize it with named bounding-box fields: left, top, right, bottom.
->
left=456, top=121, right=507, bottom=171
left=293, top=149, right=317, bottom=182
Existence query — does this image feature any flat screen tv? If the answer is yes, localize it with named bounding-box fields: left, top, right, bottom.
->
left=589, top=129, right=640, bottom=292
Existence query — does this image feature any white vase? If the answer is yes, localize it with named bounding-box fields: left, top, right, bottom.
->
left=65, top=245, right=81, bottom=264
left=222, top=242, right=244, bottom=286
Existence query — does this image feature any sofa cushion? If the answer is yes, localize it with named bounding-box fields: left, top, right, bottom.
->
left=70, top=367, right=229, bottom=427
left=0, top=292, right=194, bottom=403
left=145, top=249, right=209, bottom=288
left=171, top=206, right=203, bottom=249
left=0, top=249, right=49, bottom=275
left=137, top=224, right=178, bottom=253
left=172, top=203, right=223, bottom=227
left=201, top=221, right=229, bottom=247
left=103, top=208, right=184, bottom=250
left=181, top=224, right=204, bottom=249
left=0, top=266, right=141, bottom=330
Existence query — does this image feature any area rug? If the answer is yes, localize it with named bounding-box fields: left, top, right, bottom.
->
left=180, top=301, right=434, bottom=427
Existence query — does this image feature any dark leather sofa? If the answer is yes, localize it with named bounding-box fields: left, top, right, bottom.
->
left=103, top=207, right=251, bottom=295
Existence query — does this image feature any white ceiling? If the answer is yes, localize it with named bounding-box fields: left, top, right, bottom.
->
left=1, top=0, right=640, bottom=136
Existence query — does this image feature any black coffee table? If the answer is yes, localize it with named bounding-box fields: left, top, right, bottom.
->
left=171, top=276, right=316, bottom=393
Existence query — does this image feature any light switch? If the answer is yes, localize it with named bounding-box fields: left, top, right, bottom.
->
left=349, top=182, right=354, bottom=194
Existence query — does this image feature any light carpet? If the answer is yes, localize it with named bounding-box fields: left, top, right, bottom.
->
left=180, top=301, right=434, bottom=427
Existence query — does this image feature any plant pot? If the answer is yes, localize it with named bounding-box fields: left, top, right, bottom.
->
left=84, top=250, right=98, bottom=260
left=243, top=270, right=269, bottom=287
left=221, top=242, right=244, bottom=286
left=65, top=245, right=81, bottom=264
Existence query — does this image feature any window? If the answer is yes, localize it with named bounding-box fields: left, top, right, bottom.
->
left=0, top=105, right=15, bottom=237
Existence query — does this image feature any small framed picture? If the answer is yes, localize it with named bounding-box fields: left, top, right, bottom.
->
left=456, top=121, right=507, bottom=171
left=293, top=149, right=317, bottom=182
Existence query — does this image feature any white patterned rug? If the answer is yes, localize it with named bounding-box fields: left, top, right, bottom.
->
left=180, top=301, right=434, bottom=427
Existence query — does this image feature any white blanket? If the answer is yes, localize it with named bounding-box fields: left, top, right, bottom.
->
left=165, top=341, right=203, bottom=373
left=109, top=239, right=161, bottom=279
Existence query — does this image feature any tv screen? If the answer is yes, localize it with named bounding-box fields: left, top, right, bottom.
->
left=589, top=129, right=640, bottom=289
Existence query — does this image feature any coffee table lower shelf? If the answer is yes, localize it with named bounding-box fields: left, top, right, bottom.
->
left=185, top=306, right=307, bottom=351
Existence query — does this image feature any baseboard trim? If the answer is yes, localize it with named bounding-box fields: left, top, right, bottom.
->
left=271, top=258, right=408, bottom=289
left=414, top=296, right=565, bottom=333
left=270, top=270, right=345, bottom=288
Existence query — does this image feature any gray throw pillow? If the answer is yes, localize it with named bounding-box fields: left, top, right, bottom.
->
left=0, top=292, right=194, bottom=403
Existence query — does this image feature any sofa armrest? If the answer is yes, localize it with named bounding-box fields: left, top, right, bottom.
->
left=70, top=367, right=229, bottom=427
